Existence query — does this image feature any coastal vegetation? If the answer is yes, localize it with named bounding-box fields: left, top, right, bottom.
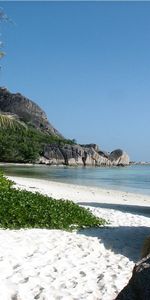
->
left=0, top=172, right=106, bottom=230
left=0, top=126, right=74, bottom=163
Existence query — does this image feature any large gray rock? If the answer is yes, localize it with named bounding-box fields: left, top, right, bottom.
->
left=109, top=149, right=129, bottom=166
left=98, top=150, right=110, bottom=158
left=44, top=144, right=65, bottom=165
left=0, top=87, right=63, bottom=137
left=115, top=255, right=150, bottom=300
left=44, top=144, right=84, bottom=166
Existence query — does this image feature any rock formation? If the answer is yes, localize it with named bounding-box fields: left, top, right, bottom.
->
left=115, top=254, right=150, bottom=300
left=0, top=87, right=130, bottom=166
left=42, top=144, right=129, bottom=166
left=0, top=87, right=63, bottom=137
left=109, top=149, right=129, bottom=166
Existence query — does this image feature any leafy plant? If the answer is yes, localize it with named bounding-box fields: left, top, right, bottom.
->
left=0, top=171, right=14, bottom=190
left=0, top=172, right=106, bottom=230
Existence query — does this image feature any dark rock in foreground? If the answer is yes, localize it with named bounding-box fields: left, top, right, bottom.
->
left=115, top=255, right=150, bottom=300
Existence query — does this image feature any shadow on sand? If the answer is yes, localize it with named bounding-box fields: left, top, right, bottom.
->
left=78, top=202, right=150, bottom=262
left=78, top=202, right=150, bottom=217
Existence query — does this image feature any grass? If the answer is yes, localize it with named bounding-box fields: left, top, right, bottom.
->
left=0, top=172, right=106, bottom=231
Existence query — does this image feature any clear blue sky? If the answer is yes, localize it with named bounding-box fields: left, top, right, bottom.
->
left=0, top=1, right=150, bottom=161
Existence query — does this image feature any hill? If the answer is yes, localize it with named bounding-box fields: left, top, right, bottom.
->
left=0, top=87, right=63, bottom=138
left=0, top=87, right=129, bottom=166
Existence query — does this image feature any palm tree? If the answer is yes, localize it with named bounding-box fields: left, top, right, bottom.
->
left=0, top=113, right=27, bottom=130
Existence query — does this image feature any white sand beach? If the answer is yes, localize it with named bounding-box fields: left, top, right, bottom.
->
left=1, top=176, right=150, bottom=300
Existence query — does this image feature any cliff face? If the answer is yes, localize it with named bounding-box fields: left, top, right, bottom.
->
left=0, top=87, right=130, bottom=166
left=0, top=87, right=63, bottom=138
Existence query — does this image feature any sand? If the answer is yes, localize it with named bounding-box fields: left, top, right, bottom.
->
left=0, top=176, right=150, bottom=300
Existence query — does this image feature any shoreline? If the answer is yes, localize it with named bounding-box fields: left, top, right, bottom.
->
left=1, top=161, right=150, bottom=166
left=8, top=175, right=150, bottom=209
left=1, top=162, right=150, bottom=198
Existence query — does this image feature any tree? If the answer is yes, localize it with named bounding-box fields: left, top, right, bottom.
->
left=0, top=114, right=27, bottom=130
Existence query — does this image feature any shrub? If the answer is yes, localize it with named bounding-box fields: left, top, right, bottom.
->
left=0, top=171, right=14, bottom=190
left=0, top=173, right=106, bottom=230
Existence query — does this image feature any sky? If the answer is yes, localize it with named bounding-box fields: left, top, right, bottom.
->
left=0, top=1, right=150, bottom=161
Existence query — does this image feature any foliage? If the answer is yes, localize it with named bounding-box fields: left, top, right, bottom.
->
left=0, top=125, right=75, bottom=163
left=0, top=171, right=13, bottom=190
left=0, top=172, right=106, bottom=230
left=0, top=114, right=27, bottom=130
left=71, top=138, right=77, bottom=144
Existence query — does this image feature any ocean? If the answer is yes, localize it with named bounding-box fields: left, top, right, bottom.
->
left=1, top=164, right=150, bottom=196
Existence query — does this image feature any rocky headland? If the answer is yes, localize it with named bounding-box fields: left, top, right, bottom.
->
left=42, top=144, right=129, bottom=166
left=0, top=87, right=129, bottom=166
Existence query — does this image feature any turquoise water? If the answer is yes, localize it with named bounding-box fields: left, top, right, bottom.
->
left=1, top=164, right=150, bottom=195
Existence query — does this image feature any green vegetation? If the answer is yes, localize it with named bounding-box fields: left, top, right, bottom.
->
left=0, top=126, right=75, bottom=163
left=0, top=172, right=106, bottom=230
